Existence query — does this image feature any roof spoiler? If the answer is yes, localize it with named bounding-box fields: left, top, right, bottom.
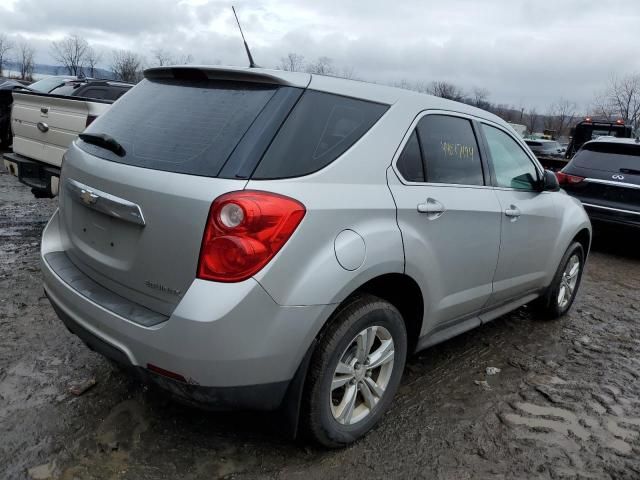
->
left=143, top=66, right=310, bottom=88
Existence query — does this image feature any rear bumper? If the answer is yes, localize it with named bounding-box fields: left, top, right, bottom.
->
left=582, top=203, right=640, bottom=229
left=2, top=152, right=60, bottom=197
left=42, top=209, right=333, bottom=409
left=49, top=294, right=290, bottom=410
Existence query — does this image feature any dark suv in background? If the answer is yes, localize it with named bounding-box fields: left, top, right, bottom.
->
left=558, top=137, right=640, bottom=230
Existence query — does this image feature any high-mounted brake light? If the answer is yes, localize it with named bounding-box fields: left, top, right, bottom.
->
left=556, top=171, right=585, bottom=185
left=616, top=119, right=624, bottom=125
left=197, top=191, right=306, bottom=282
left=584, top=117, right=592, bottom=123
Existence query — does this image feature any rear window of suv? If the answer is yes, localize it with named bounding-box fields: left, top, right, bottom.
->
left=79, top=78, right=281, bottom=177
left=79, top=79, right=388, bottom=179
left=574, top=142, right=640, bottom=172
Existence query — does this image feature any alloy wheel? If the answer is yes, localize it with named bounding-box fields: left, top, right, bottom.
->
left=330, top=326, right=395, bottom=425
left=557, top=254, right=581, bottom=309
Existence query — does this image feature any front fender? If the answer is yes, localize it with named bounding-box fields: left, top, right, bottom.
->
left=545, top=191, right=592, bottom=284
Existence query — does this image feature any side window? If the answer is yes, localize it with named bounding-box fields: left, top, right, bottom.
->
left=396, top=131, right=424, bottom=182
left=416, top=115, right=484, bottom=186
left=482, top=125, right=539, bottom=190
left=253, top=91, right=388, bottom=179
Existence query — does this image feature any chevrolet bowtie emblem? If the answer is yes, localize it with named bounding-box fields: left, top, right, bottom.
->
left=80, top=189, right=99, bottom=205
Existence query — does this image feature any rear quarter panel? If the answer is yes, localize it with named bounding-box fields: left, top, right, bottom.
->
left=246, top=101, right=415, bottom=306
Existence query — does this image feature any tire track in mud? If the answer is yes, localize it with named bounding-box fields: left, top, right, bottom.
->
left=497, top=253, right=640, bottom=480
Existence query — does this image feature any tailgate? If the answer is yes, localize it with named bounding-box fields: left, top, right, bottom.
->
left=59, top=144, right=247, bottom=316
left=53, top=72, right=299, bottom=316
left=11, top=92, right=108, bottom=167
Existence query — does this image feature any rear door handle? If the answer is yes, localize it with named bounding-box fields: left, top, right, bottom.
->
left=504, top=205, right=521, bottom=220
left=417, top=198, right=446, bottom=219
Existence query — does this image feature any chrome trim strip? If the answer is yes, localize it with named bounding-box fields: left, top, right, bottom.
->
left=65, top=178, right=146, bottom=226
left=582, top=203, right=640, bottom=217
left=584, top=178, right=640, bottom=190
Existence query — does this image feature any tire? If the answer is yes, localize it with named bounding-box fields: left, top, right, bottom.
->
left=532, top=241, right=585, bottom=319
left=300, top=294, right=407, bottom=448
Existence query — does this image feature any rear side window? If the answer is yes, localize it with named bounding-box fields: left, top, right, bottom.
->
left=396, top=131, right=424, bottom=182
left=252, top=91, right=388, bottom=179
left=574, top=142, right=640, bottom=171
left=416, top=115, right=484, bottom=186
left=79, top=79, right=279, bottom=177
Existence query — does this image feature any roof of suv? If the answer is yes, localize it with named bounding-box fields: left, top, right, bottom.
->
left=586, top=137, right=640, bottom=146
left=143, top=65, right=510, bottom=130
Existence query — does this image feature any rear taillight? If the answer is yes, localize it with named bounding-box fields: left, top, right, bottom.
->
left=85, top=114, right=97, bottom=127
left=556, top=171, right=585, bottom=185
left=197, top=191, right=306, bottom=282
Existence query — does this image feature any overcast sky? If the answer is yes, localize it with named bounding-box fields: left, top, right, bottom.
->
left=1, top=0, right=639, bottom=111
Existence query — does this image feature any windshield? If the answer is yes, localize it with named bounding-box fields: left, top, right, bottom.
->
left=28, top=76, right=74, bottom=93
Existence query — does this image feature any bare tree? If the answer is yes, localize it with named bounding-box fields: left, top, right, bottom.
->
left=546, top=98, right=576, bottom=137
left=597, top=74, right=640, bottom=126
left=392, top=79, right=430, bottom=93
left=16, top=40, right=35, bottom=81
left=51, top=35, right=88, bottom=76
left=306, top=56, right=335, bottom=76
left=151, top=48, right=193, bottom=67
left=590, top=94, right=614, bottom=122
left=337, top=65, right=358, bottom=80
left=427, top=81, right=465, bottom=102
left=525, top=108, right=538, bottom=135
left=174, top=53, right=193, bottom=65
left=85, top=47, right=102, bottom=78
left=152, top=48, right=172, bottom=67
left=0, top=33, right=14, bottom=77
left=111, top=50, right=144, bottom=83
left=279, top=52, right=305, bottom=72
left=471, top=87, right=490, bottom=108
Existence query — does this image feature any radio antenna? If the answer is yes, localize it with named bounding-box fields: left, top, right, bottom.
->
left=232, top=6, right=259, bottom=68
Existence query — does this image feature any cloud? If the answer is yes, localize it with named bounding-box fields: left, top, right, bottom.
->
left=1, top=0, right=639, bottom=110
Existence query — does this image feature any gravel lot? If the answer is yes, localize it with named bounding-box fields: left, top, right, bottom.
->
left=1, top=166, right=640, bottom=480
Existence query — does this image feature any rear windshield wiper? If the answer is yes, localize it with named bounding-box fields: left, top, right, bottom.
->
left=620, top=168, right=640, bottom=176
left=79, top=133, right=126, bottom=157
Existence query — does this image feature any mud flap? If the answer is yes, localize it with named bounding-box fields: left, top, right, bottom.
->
left=279, top=339, right=317, bottom=439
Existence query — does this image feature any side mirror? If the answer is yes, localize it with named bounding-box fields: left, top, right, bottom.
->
left=540, top=169, right=560, bottom=192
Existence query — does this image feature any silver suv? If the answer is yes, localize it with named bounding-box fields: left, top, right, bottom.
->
left=41, top=66, right=591, bottom=447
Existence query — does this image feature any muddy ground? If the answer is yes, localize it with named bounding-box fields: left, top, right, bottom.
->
left=1, top=165, right=640, bottom=480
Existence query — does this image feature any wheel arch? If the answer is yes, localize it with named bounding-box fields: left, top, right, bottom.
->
left=573, top=227, right=592, bottom=256
left=281, top=272, right=424, bottom=438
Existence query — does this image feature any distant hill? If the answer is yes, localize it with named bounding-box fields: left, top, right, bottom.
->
left=2, top=61, right=115, bottom=80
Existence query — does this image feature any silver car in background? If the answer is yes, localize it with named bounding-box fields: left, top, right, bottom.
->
left=41, top=66, right=591, bottom=447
